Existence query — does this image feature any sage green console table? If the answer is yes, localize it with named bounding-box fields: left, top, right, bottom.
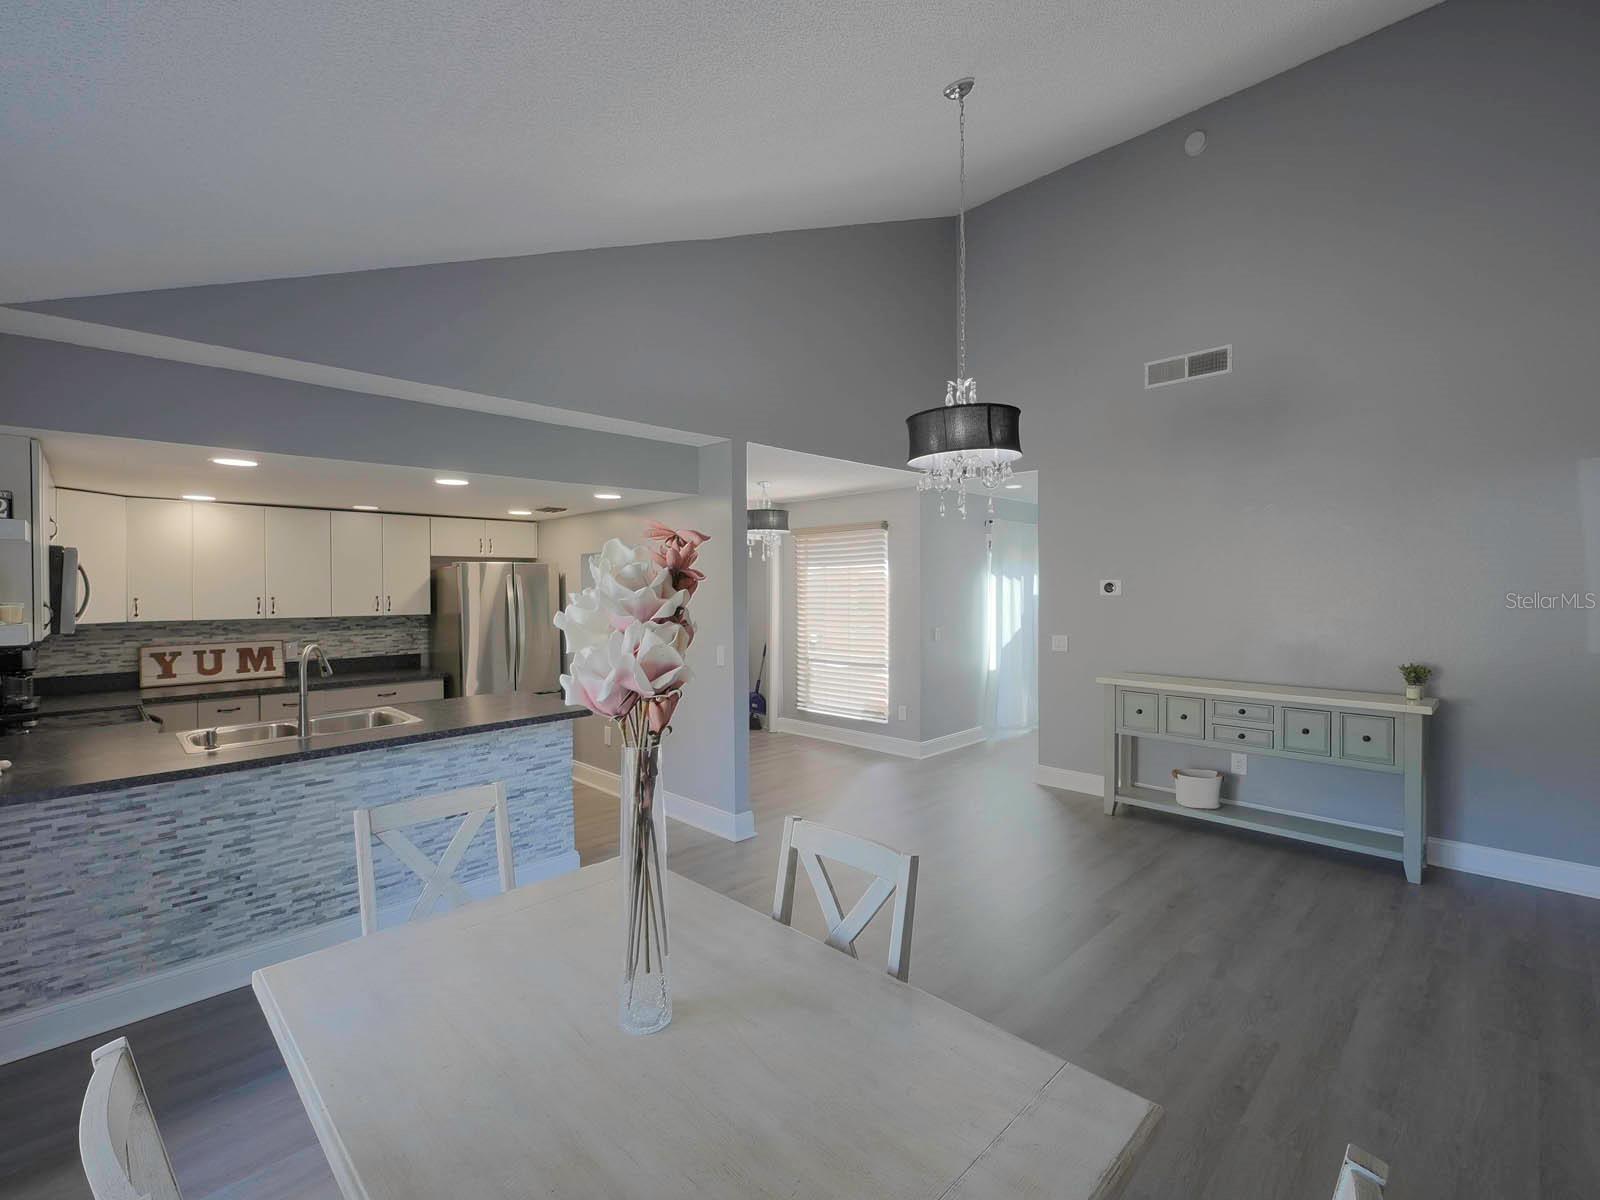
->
left=1096, top=673, right=1439, bottom=883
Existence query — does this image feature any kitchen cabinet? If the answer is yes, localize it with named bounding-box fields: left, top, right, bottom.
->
left=126, top=498, right=193, bottom=622
left=308, top=678, right=443, bottom=715
left=54, top=489, right=126, bottom=625
left=142, top=699, right=199, bottom=732
left=265, top=507, right=332, bottom=618
left=484, top=519, right=538, bottom=558
left=193, top=503, right=266, bottom=620
left=430, top=517, right=486, bottom=558
left=197, top=696, right=260, bottom=727
left=261, top=692, right=303, bottom=720
left=382, top=514, right=431, bottom=615
left=331, top=511, right=384, bottom=617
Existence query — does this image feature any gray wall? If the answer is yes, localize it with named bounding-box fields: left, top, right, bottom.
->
left=918, top=490, right=990, bottom=741
left=23, top=220, right=955, bottom=471
left=0, top=334, right=700, bottom=494
left=968, top=0, right=1600, bottom=862
left=535, top=444, right=749, bottom=820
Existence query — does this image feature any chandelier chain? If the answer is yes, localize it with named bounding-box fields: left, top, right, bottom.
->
left=956, top=88, right=967, bottom=384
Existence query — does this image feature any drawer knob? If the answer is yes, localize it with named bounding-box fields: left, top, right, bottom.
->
left=1237, top=733, right=1246, bottom=740
left=1179, top=713, right=1188, bottom=720
left=1237, top=708, right=1246, bottom=715
left=1135, top=708, right=1143, bottom=715
left=1301, top=728, right=1311, bottom=735
left=1362, top=734, right=1372, bottom=743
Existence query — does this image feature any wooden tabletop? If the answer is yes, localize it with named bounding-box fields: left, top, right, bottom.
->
left=253, top=860, right=1160, bottom=1199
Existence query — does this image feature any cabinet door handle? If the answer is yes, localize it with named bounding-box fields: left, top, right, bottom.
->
left=386, top=595, right=392, bottom=612
left=257, top=596, right=262, bottom=615
left=216, top=706, right=241, bottom=714
left=376, top=690, right=397, bottom=698
left=374, top=594, right=380, bottom=612
left=487, top=538, right=493, bottom=553
left=270, top=596, right=276, bottom=615
left=478, top=537, right=484, bottom=554
left=132, top=596, right=139, bottom=619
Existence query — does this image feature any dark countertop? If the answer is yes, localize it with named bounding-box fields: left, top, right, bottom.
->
left=0, top=692, right=587, bottom=807
left=36, top=666, right=448, bottom=716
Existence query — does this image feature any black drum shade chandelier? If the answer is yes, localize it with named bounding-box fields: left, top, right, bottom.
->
left=905, top=77, right=1021, bottom=517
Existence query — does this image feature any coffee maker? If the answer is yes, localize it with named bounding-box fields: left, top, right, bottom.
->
left=0, top=647, right=39, bottom=734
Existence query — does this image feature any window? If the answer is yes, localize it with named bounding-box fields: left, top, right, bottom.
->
left=794, top=523, right=890, bottom=723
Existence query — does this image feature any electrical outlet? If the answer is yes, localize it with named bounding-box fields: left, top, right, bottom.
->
left=604, top=725, right=613, bottom=747
left=1051, top=634, right=1069, bottom=652
left=285, top=640, right=300, bottom=659
left=1099, top=579, right=1123, bottom=596
left=1231, top=752, right=1248, bottom=775
left=897, top=705, right=908, bottom=722
left=715, top=644, right=726, bottom=667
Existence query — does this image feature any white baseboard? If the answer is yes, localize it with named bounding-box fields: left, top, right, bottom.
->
left=771, top=716, right=986, bottom=760
left=1033, top=762, right=1600, bottom=900
left=666, top=790, right=757, bottom=842
left=571, top=759, right=620, bottom=796
left=0, top=848, right=581, bottom=1067
left=1427, top=837, right=1600, bottom=899
left=571, top=763, right=755, bottom=842
left=1033, top=764, right=1105, bottom=795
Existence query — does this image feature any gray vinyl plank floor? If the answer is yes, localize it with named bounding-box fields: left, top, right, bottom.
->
left=3, top=730, right=1597, bottom=1198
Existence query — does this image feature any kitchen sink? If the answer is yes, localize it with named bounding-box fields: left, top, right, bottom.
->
left=307, top=706, right=422, bottom=735
left=176, top=707, right=421, bottom=754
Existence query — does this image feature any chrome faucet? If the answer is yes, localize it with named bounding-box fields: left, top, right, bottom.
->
left=298, top=643, right=333, bottom=737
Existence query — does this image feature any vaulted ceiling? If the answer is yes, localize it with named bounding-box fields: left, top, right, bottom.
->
left=3, top=0, right=1437, bottom=302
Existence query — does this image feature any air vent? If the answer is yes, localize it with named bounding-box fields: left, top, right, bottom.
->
left=535, top=505, right=567, bottom=513
left=1144, top=344, right=1232, bottom=389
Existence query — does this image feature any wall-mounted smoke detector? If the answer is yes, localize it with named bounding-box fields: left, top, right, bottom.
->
left=1144, top=344, right=1232, bottom=389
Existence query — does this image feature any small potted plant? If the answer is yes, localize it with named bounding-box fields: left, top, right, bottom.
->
left=1398, top=663, right=1432, bottom=702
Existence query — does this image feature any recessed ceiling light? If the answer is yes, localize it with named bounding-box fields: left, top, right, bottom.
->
left=182, top=494, right=216, bottom=502
left=435, top=477, right=469, bottom=487
left=507, top=509, right=533, bottom=516
left=1004, top=483, right=1023, bottom=489
left=593, top=492, right=622, bottom=501
left=352, top=504, right=379, bottom=511
left=209, top=456, right=258, bottom=468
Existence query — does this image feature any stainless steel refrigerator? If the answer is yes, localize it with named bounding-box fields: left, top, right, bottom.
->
left=430, top=562, right=562, bottom=697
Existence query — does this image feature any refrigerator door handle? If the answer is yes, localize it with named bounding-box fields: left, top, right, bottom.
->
left=506, top=572, right=518, bottom=690
left=513, top=571, right=528, bottom=691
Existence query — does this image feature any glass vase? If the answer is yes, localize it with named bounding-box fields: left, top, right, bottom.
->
left=618, top=742, right=671, bottom=1034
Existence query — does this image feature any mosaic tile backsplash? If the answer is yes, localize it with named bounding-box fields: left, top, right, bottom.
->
left=0, top=720, right=574, bottom=1018
left=33, top=615, right=430, bottom=678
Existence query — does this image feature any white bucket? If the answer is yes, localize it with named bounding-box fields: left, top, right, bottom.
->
left=1172, top=768, right=1222, bottom=810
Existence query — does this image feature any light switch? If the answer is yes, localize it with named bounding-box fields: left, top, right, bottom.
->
left=604, top=724, right=613, bottom=747
left=1051, top=634, right=1069, bottom=653
left=1231, top=752, right=1248, bottom=775
left=897, top=705, right=909, bottom=722
left=715, top=644, right=726, bottom=667
left=931, top=626, right=942, bottom=643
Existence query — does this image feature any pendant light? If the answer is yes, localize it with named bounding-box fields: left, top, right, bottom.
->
left=906, top=77, right=1021, bottom=517
left=746, top=481, right=789, bottom=560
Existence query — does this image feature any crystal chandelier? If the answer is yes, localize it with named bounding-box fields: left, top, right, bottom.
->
left=905, top=77, right=1021, bottom=518
left=746, top=481, right=789, bottom=561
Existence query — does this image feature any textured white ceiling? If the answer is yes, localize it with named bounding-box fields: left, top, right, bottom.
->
left=2, top=0, right=1437, bottom=302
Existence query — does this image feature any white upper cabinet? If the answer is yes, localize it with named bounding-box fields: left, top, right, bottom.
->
left=430, top=517, right=485, bottom=558
left=331, top=511, right=384, bottom=617
left=54, top=489, right=127, bottom=625
left=484, top=520, right=538, bottom=559
left=265, top=507, right=332, bottom=618
left=126, top=498, right=193, bottom=622
left=382, top=514, right=432, bottom=615
left=193, top=503, right=266, bottom=620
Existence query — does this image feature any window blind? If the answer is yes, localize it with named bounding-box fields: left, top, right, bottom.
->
left=794, top=523, right=890, bottom=723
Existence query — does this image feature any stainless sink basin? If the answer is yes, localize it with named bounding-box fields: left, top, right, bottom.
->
left=176, top=707, right=421, bottom=754
left=307, top=706, right=422, bottom=735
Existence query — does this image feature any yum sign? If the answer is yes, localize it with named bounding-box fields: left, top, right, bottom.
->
left=139, top=641, right=287, bottom=689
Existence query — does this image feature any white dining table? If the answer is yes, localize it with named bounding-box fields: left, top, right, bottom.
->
left=253, top=859, right=1160, bottom=1199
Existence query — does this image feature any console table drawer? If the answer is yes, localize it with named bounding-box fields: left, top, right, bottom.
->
left=1120, top=690, right=1158, bottom=731
left=1283, top=708, right=1332, bottom=755
left=1341, top=713, right=1395, bottom=764
left=1213, top=723, right=1274, bottom=749
left=1212, top=700, right=1274, bottom=725
left=1163, top=695, right=1205, bottom=738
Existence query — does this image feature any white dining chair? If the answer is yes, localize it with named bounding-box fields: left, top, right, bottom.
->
left=772, top=816, right=919, bottom=981
left=353, top=781, right=515, bottom=935
left=1332, top=1144, right=1389, bottom=1199
left=79, top=1036, right=183, bottom=1200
